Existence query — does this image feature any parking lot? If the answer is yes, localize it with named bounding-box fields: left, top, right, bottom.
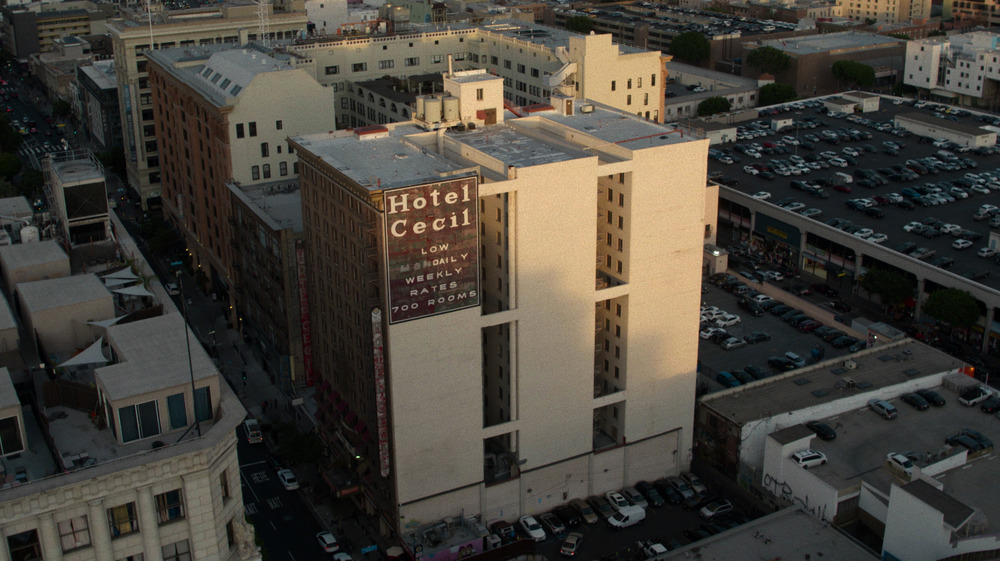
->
left=697, top=279, right=856, bottom=392
left=710, top=96, right=1000, bottom=290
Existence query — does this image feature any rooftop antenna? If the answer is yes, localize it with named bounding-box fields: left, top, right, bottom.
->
left=256, top=0, right=272, bottom=48
left=146, top=0, right=155, bottom=52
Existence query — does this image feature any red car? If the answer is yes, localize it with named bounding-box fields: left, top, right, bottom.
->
left=833, top=184, right=851, bottom=193
left=798, top=320, right=823, bottom=333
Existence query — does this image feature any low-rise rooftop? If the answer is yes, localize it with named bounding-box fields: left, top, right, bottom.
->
left=752, top=31, right=902, bottom=55
left=0, top=239, right=68, bottom=273
left=231, top=179, right=304, bottom=233
left=17, top=273, right=110, bottom=314
left=895, top=111, right=996, bottom=137
left=702, top=339, right=962, bottom=426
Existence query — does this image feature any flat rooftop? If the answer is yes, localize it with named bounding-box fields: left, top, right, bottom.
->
left=753, top=31, right=902, bottom=55
left=0, top=295, right=15, bottom=333
left=292, top=125, right=474, bottom=191
left=51, top=158, right=103, bottom=185
left=660, top=507, right=877, bottom=560
left=97, top=313, right=217, bottom=402
left=786, top=379, right=1000, bottom=526
left=538, top=101, right=693, bottom=149
left=79, top=60, right=117, bottom=90
left=18, top=273, right=110, bottom=314
left=0, top=197, right=33, bottom=221
left=701, top=339, right=963, bottom=426
left=895, top=111, right=995, bottom=136
left=449, top=70, right=502, bottom=84
left=231, top=179, right=303, bottom=233
left=0, top=239, right=68, bottom=272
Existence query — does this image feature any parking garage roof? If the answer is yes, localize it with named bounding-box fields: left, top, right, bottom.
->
left=895, top=111, right=995, bottom=137
left=701, top=339, right=962, bottom=426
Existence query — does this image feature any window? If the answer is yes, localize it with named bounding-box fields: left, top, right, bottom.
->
left=194, top=386, right=212, bottom=422
left=325, top=65, right=339, bottom=75
left=221, top=470, right=231, bottom=499
left=262, top=164, right=271, bottom=179
left=261, top=143, right=269, bottom=157
left=611, top=80, right=616, bottom=91
left=226, top=520, right=236, bottom=549
left=118, top=400, right=159, bottom=442
left=627, top=79, right=632, bottom=89
left=504, top=60, right=511, bottom=69
left=352, top=62, right=367, bottom=72
left=517, top=63, right=525, bottom=73
left=531, top=68, right=539, bottom=77
left=156, top=490, right=185, bottom=524
left=378, top=59, right=394, bottom=69
left=275, top=120, right=282, bottom=130
left=405, top=57, right=419, bottom=66
left=166, top=393, right=186, bottom=429
left=251, top=166, right=260, bottom=181
left=162, top=540, right=192, bottom=561
left=279, top=161, right=288, bottom=176
left=476, top=88, right=484, bottom=101
left=141, top=109, right=154, bottom=121
left=432, top=55, right=443, bottom=64
left=58, top=516, right=91, bottom=552
left=107, top=503, right=138, bottom=538
left=627, top=95, right=632, bottom=105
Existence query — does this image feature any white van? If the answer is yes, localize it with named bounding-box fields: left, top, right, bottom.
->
left=834, top=171, right=853, bottom=184
left=936, top=150, right=957, bottom=161
left=243, top=418, right=263, bottom=444
left=607, top=505, right=646, bottom=529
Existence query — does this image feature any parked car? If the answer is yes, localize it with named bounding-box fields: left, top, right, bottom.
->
left=277, top=469, right=300, bottom=490
left=586, top=496, right=615, bottom=520
left=622, top=487, right=649, bottom=509
left=666, top=476, right=696, bottom=500
left=635, top=481, right=665, bottom=508
left=606, top=491, right=630, bottom=511
left=743, top=331, right=771, bottom=344
left=768, top=356, right=797, bottom=372
left=540, top=512, right=567, bottom=539
left=981, top=396, right=1000, bottom=413
left=784, top=351, right=806, bottom=368
left=949, top=429, right=993, bottom=449
left=959, top=386, right=991, bottom=406
left=792, top=449, right=828, bottom=468
left=569, top=498, right=599, bottom=524
left=699, top=499, right=734, bottom=519
left=805, top=421, right=836, bottom=441
left=681, top=472, right=708, bottom=495
left=868, top=399, right=898, bottom=419
left=886, top=453, right=914, bottom=474
left=555, top=505, right=582, bottom=527
left=946, top=434, right=984, bottom=452
left=316, top=531, right=341, bottom=553
left=519, top=516, right=546, bottom=541
left=721, top=337, right=747, bottom=351
left=916, top=389, right=946, bottom=406
left=901, top=393, right=930, bottom=410
left=489, top=521, right=517, bottom=544
left=559, top=532, right=583, bottom=556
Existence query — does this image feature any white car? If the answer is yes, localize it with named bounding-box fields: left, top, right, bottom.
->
left=277, top=469, right=299, bottom=490
left=519, top=515, right=545, bottom=541
left=785, top=202, right=806, bottom=212
left=979, top=204, right=999, bottom=214
left=164, top=282, right=180, bottom=296
left=700, top=327, right=725, bottom=340
left=714, top=314, right=742, bottom=327
left=853, top=228, right=873, bottom=239
left=868, top=233, right=888, bottom=244
left=792, top=449, right=827, bottom=468
left=317, top=531, right=341, bottom=553
left=828, top=158, right=848, bottom=168
left=606, top=491, right=630, bottom=511
left=751, top=191, right=771, bottom=200
left=977, top=247, right=997, bottom=258
left=939, top=223, right=961, bottom=235
left=886, top=453, right=914, bottom=475
left=953, top=239, right=973, bottom=250
left=903, top=221, right=922, bottom=232
left=743, top=165, right=759, bottom=175
left=886, top=192, right=903, bottom=203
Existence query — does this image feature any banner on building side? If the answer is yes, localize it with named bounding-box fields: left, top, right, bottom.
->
left=383, top=177, right=480, bottom=324
left=372, top=308, right=390, bottom=477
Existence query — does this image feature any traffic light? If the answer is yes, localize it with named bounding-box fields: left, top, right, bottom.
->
left=242, top=371, right=247, bottom=382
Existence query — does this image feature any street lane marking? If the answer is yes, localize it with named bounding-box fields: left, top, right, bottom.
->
left=266, top=497, right=283, bottom=509
left=240, top=460, right=266, bottom=468
left=251, top=471, right=271, bottom=484
left=245, top=503, right=258, bottom=515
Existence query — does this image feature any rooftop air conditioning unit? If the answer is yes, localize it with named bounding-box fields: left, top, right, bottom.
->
left=580, top=104, right=595, bottom=113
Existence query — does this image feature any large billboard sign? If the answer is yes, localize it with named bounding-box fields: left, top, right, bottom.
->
left=383, top=177, right=480, bottom=324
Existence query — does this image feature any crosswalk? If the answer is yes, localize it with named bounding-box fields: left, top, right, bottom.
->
left=265, top=497, right=283, bottom=510
left=245, top=502, right=259, bottom=515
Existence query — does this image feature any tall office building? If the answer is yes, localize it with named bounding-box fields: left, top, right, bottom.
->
left=291, top=71, right=709, bottom=533
left=107, top=2, right=309, bottom=209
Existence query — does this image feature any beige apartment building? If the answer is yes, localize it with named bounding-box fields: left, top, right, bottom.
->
left=840, top=0, right=931, bottom=24
left=291, top=72, right=709, bottom=535
left=106, top=2, right=309, bottom=209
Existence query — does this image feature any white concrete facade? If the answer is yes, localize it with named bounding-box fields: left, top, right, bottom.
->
left=904, top=32, right=1000, bottom=107
left=295, top=92, right=707, bottom=531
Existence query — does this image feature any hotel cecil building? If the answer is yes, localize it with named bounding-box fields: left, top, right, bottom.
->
left=291, top=71, right=711, bottom=533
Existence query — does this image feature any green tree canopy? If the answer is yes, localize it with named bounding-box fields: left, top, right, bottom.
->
left=0, top=153, right=21, bottom=179
left=832, top=60, right=875, bottom=88
left=0, top=117, right=23, bottom=153
left=19, top=168, right=43, bottom=201
left=697, top=96, right=732, bottom=116
left=860, top=267, right=915, bottom=306
left=0, top=178, right=18, bottom=198
left=758, top=83, right=798, bottom=106
left=745, top=46, right=791, bottom=76
left=565, top=15, right=594, bottom=34
left=669, top=31, right=710, bottom=65
left=923, top=288, right=980, bottom=329
left=889, top=33, right=910, bottom=40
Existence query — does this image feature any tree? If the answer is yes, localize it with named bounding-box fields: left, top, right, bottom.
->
left=758, top=83, right=798, bottom=106
left=0, top=178, right=18, bottom=198
left=889, top=33, right=910, bottom=40
left=927, top=29, right=947, bottom=37
left=0, top=153, right=21, bottom=179
left=18, top=168, right=43, bottom=200
left=860, top=267, right=915, bottom=307
left=565, top=15, right=594, bottom=34
left=51, top=100, right=71, bottom=119
left=669, top=32, right=710, bottom=65
left=745, top=46, right=791, bottom=76
left=697, top=96, right=731, bottom=116
left=0, top=117, right=23, bottom=153
left=923, top=288, right=980, bottom=329
left=832, top=60, right=875, bottom=88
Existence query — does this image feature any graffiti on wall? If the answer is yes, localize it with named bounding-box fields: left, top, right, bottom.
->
left=762, top=473, right=828, bottom=520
